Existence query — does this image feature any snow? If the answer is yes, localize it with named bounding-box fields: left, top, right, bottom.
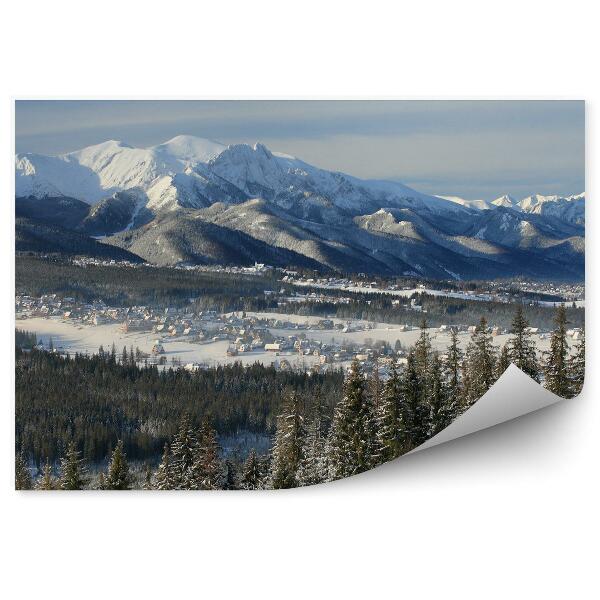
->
left=15, top=135, right=585, bottom=235
left=437, top=195, right=491, bottom=210
left=15, top=135, right=475, bottom=217
left=491, top=194, right=518, bottom=209
left=22, top=312, right=553, bottom=376
left=23, top=316, right=321, bottom=369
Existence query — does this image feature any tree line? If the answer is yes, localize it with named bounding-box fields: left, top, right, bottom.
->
left=16, top=304, right=584, bottom=490
left=15, top=349, right=343, bottom=465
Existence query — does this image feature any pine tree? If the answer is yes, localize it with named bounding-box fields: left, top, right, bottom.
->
left=459, top=357, right=471, bottom=410
left=192, top=417, right=223, bottom=490
left=544, top=305, right=571, bottom=398
left=58, top=441, right=87, bottom=490
left=223, top=460, right=238, bottom=490
left=414, top=319, right=432, bottom=393
left=367, top=364, right=382, bottom=414
left=170, top=414, right=200, bottom=489
left=297, top=390, right=329, bottom=486
left=241, top=449, right=263, bottom=490
left=569, top=330, right=585, bottom=397
left=464, top=317, right=497, bottom=406
left=445, top=328, right=463, bottom=400
left=270, top=391, right=305, bottom=489
left=154, top=443, right=175, bottom=490
left=427, top=352, right=452, bottom=437
left=103, top=440, right=132, bottom=490
left=496, top=344, right=511, bottom=379
left=376, top=363, right=403, bottom=463
left=398, top=350, right=430, bottom=451
left=328, top=359, right=377, bottom=480
left=507, top=305, right=539, bottom=381
left=15, top=450, right=32, bottom=490
left=35, top=458, right=56, bottom=490
left=142, top=464, right=153, bottom=490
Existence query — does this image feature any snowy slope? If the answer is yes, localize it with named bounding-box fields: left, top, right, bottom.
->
left=16, top=135, right=472, bottom=218
left=14, top=136, right=585, bottom=279
left=491, top=194, right=518, bottom=209
left=517, top=193, right=585, bottom=225
left=15, top=136, right=227, bottom=205
left=437, top=195, right=491, bottom=210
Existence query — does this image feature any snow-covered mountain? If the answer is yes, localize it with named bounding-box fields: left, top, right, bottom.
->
left=16, top=135, right=468, bottom=218
left=15, top=136, right=585, bottom=280
left=517, top=193, right=585, bottom=226
left=436, top=195, right=491, bottom=211
left=491, top=194, right=518, bottom=209
left=437, top=192, right=585, bottom=227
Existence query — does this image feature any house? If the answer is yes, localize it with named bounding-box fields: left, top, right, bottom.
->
left=151, top=340, right=165, bottom=355
left=265, top=343, right=282, bottom=352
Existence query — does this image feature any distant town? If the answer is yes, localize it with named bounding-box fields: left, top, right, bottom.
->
left=16, top=279, right=583, bottom=380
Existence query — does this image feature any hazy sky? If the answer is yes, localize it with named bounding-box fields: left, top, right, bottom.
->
left=15, top=100, right=584, bottom=200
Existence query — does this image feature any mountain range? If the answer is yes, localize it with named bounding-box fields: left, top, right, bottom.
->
left=15, top=135, right=585, bottom=281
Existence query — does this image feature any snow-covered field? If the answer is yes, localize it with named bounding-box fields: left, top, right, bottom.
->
left=290, top=281, right=585, bottom=307
left=20, top=316, right=321, bottom=369
left=20, top=312, right=555, bottom=368
left=291, top=281, right=497, bottom=302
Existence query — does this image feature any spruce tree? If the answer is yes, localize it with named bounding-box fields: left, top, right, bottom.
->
left=15, top=450, right=32, bottom=490
left=270, top=391, right=305, bottom=489
left=427, top=351, right=452, bottom=437
left=496, top=344, right=511, bottom=379
left=192, top=417, right=223, bottom=490
left=170, top=414, right=199, bottom=489
left=544, top=305, right=571, bottom=398
left=142, top=464, right=153, bottom=490
left=376, top=363, right=403, bottom=463
left=58, top=441, right=87, bottom=490
left=104, top=440, right=132, bottom=490
left=328, top=359, right=377, bottom=480
left=367, top=364, right=382, bottom=414
left=398, top=350, right=429, bottom=451
left=507, top=305, right=539, bottom=381
left=297, top=390, right=329, bottom=486
left=569, top=330, right=585, bottom=397
left=414, top=319, right=432, bottom=394
left=241, top=448, right=263, bottom=490
left=464, top=317, right=497, bottom=406
left=35, top=458, right=56, bottom=490
left=154, top=443, right=175, bottom=490
left=223, top=460, right=238, bottom=490
left=445, top=328, right=463, bottom=400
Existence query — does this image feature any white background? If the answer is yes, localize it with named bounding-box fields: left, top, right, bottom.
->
left=1, top=1, right=597, bottom=598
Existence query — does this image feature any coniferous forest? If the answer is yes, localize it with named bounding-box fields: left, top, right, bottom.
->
left=15, top=304, right=584, bottom=490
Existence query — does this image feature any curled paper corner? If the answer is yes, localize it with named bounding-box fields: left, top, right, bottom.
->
left=409, top=364, right=564, bottom=454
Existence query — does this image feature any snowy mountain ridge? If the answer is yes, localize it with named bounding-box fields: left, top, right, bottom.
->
left=17, top=135, right=583, bottom=224
left=15, top=136, right=487, bottom=219
left=15, top=136, right=585, bottom=280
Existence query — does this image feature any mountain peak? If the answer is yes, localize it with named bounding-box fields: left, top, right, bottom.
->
left=153, top=135, right=226, bottom=162
left=491, top=194, right=517, bottom=209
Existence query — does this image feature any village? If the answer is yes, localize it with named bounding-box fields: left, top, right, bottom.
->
left=15, top=291, right=583, bottom=380
left=58, top=256, right=585, bottom=308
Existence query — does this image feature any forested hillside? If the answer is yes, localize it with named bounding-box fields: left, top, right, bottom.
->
left=16, top=306, right=585, bottom=490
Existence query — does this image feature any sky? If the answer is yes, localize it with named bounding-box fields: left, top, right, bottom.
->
left=15, top=100, right=584, bottom=200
